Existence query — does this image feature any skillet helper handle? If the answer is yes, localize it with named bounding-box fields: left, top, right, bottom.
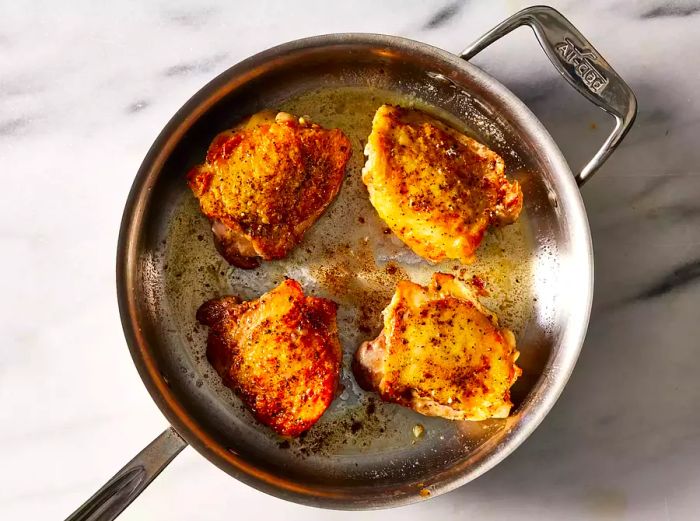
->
left=65, top=427, right=187, bottom=521
left=460, top=5, right=637, bottom=185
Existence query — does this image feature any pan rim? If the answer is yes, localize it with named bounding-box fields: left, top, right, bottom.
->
left=116, top=32, right=593, bottom=509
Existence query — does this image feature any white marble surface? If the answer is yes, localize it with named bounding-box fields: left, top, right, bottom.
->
left=2, top=0, right=700, bottom=519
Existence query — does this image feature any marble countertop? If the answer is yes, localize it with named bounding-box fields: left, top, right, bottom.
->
left=2, top=1, right=699, bottom=519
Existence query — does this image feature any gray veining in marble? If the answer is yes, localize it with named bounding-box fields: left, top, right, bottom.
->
left=1, top=1, right=699, bottom=519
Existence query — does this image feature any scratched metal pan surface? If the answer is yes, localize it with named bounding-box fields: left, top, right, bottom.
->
left=112, top=10, right=636, bottom=513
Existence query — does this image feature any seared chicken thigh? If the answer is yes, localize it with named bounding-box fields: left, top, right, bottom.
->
left=197, top=279, right=342, bottom=436
left=188, top=111, right=351, bottom=268
left=362, top=105, right=522, bottom=264
left=353, top=273, right=520, bottom=421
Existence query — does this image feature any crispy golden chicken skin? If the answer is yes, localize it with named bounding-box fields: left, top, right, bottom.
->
left=188, top=111, right=352, bottom=268
left=353, top=273, right=521, bottom=421
left=196, top=279, right=342, bottom=436
left=362, top=105, right=523, bottom=264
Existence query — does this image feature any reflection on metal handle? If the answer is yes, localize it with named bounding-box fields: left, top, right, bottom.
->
left=66, top=427, right=187, bottom=521
left=461, top=5, right=637, bottom=185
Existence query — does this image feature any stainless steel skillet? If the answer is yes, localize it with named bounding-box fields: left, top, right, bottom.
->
left=67, top=6, right=636, bottom=520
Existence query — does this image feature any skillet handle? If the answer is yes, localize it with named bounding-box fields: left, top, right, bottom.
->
left=65, top=427, right=187, bottom=521
left=460, top=5, right=637, bottom=185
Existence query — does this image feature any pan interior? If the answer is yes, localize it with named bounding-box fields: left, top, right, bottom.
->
left=130, top=38, right=588, bottom=506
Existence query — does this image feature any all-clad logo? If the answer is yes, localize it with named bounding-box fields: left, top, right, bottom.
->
left=555, top=38, right=609, bottom=94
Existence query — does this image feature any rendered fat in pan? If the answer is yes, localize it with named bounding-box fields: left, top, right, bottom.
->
left=67, top=6, right=636, bottom=519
